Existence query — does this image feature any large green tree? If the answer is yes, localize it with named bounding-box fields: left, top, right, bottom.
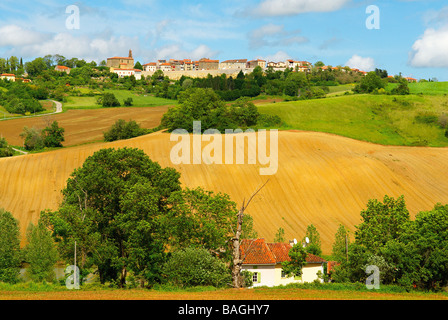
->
left=42, top=147, right=182, bottom=287
left=355, top=195, right=410, bottom=253
left=281, top=244, right=307, bottom=278
left=0, top=209, right=21, bottom=283
left=163, top=187, right=256, bottom=259
left=354, top=71, right=386, bottom=93
left=24, top=220, right=59, bottom=282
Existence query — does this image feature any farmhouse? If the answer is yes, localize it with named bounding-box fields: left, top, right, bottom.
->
left=240, top=238, right=326, bottom=287
left=405, top=77, right=418, bottom=83
left=0, top=73, right=16, bottom=81
left=55, top=65, right=71, bottom=74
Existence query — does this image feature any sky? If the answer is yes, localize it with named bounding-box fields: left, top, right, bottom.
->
left=0, top=0, right=447, bottom=81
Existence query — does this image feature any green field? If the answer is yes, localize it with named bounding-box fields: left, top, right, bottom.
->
left=386, top=81, right=448, bottom=95
left=259, top=89, right=448, bottom=147
left=63, top=89, right=177, bottom=110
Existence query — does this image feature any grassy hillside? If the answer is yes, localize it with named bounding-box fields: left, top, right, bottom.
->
left=259, top=93, right=448, bottom=147
left=387, top=81, right=448, bottom=95
left=2, top=130, right=448, bottom=254
left=64, top=89, right=177, bottom=110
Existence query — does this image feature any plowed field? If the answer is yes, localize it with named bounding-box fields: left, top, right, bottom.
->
left=1, top=130, right=448, bottom=254
left=0, top=106, right=169, bottom=147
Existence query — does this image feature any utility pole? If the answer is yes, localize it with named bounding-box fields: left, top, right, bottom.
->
left=74, top=241, right=77, bottom=287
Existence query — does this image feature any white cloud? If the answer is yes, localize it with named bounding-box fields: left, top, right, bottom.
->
left=153, top=44, right=218, bottom=61
left=248, top=23, right=308, bottom=49
left=257, top=50, right=292, bottom=62
left=345, top=54, right=375, bottom=71
left=251, top=0, right=351, bottom=17
left=0, top=25, right=50, bottom=46
left=408, top=26, right=448, bottom=68
left=4, top=27, right=141, bottom=62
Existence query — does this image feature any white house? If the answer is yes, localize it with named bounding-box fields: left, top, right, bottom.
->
left=112, top=68, right=142, bottom=80
left=0, top=73, right=16, bottom=82
left=142, top=63, right=157, bottom=72
left=240, top=238, right=326, bottom=288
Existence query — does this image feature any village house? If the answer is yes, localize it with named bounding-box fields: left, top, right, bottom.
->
left=106, top=50, right=135, bottom=70
left=159, top=62, right=172, bottom=72
left=0, top=73, right=16, bottom=81
left=219, top=59, right=248, bottom=70
left=267, top=61, right=287, bottom=70
left=111, top=68, right=142, bottom=80
left=240, top=238, right=326, bottom=288
left=405, top=77, right=417, bottom=83
left=198, top=58, right=219, bottom=70
left=54, top=65, right=71, bottom=74
left=142, top=62, right=157, bottom=72
left=247, top=59, right=266, bottom=69
left=286, top=60, right=312, bottom=72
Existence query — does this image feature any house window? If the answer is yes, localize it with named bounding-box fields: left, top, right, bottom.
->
left=252, top=272, right=258, bottom=283
left=281, top=270, right=287, bottom=278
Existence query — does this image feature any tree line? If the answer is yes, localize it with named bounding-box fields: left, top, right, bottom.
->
left=0, top=148, right=257, bottom=288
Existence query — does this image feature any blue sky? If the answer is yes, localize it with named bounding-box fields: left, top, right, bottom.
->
left=0, top=0, right=447, bottom=80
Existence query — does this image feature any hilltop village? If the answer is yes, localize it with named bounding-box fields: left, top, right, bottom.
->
left=102, top=49, right=379, bottom=81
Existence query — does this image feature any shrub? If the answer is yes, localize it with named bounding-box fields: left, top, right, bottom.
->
left=0, top=138, right=14, bottom=158
left=20, top=126, right=45, bottom=151
left=42, top=121, right=65, bottom=148
left=415, top=112, right=438, bottom=125
left=124, top=97, right=133, bottom=106
left=101, top=93, right=121, bottom=107
left=103, top=119, right=148, bottom=142
left=162, top=247, right=231, bottom=288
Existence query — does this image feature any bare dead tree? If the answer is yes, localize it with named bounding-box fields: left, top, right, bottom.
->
left=231, top=179, right=269, bottom=288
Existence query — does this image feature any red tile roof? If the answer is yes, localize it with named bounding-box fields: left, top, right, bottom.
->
left=241, top=239, right=326, bottom=265
left=108, top=56, right=133, bottom=60
left=56, top=65, right=70, bottom=70
left=241, top=239, right=276, bottom=265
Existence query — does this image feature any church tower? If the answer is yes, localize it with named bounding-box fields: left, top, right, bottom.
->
left=129, top=49, right=133, bottom=59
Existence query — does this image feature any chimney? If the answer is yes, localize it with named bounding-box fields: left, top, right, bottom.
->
left=129, top=49, right=133, bottom=59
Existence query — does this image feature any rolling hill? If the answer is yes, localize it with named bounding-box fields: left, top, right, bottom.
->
left=1, top=130, right=448, bottom=254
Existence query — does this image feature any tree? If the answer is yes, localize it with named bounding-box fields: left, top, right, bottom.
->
left=165, top=187, right=250, bottom=256
left=25, top=57, right=47, bottom=77
left=103, top=119, right=147, bottom=142
left=0, top=137, right=14, bottom=158
left=0, top=209, right=21, bottom=283
left=274, top=227, right=285, bottom=243
left=101, top=92, right=121, bottom=107
left=24, top=220, right=59, bottom=282
left=332, top=224, right=350, bottom=263
left=281, top=244, right=307, bottom=278
left=406, top=204, right=448, bottom=290
left=354, top=71, right=386, bottom=93
left=162, top=247, right=231, bottom=288
left=134, top=61, right=143, bottom=70
left=42, top=121, right=65, bottom=148
left=20, top=126, right=45, bottom=151
left=42, top=147, right=182, bottom=287
left=303, top=224, right=322, bottom=256
left=123, top=97, right=133, bottom=106
left=231, top=180, right=268, bottom=288
left=355, top=195, right=410, bottom=253
left=391, top=78, right=410, bottom=95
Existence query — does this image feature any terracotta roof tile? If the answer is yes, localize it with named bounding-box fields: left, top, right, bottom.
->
left=241, top=239, right=326, bottom=265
